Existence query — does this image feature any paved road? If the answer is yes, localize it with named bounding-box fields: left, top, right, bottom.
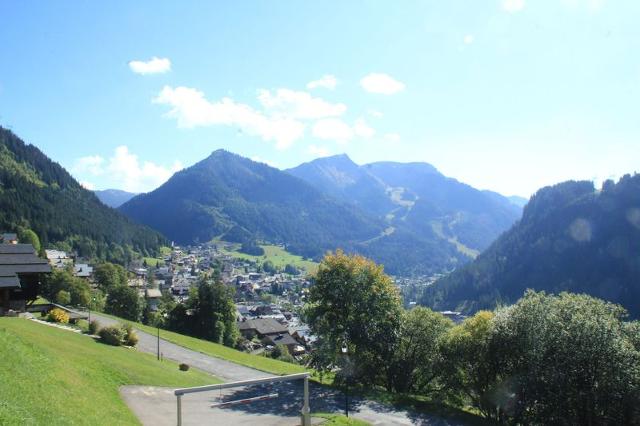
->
left=94, top=314, right=467, bottom=425
left=92, top=313, right=272, bottom=382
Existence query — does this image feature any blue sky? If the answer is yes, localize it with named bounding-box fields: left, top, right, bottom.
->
left=1, top=0, right=638, bottom=196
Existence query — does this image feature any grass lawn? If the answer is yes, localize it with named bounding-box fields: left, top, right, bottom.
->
left=0, top=318, right=218, bottom=425
left=314, top=413, right=370, bottom=425
left=97, top=312, right=312, bottom=377
left=142, top=257, right=164, bottom=267
left=218, top=242, right=318, bottom=274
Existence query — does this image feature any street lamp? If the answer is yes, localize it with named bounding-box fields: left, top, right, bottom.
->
left=341, top=344, right=350, bottom=417
left=157, top=312, right=168, bottom=361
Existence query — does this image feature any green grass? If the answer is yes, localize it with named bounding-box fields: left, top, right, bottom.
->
left=0, top=318, right=218, bottom=425
left=142, top=257, right=164, bottom=267
left=218, top=242, right=318, bottom=274
left=159, top=246, right=172, bottom=256
left=97, top=312, right=311, bottom=377
left=314, top=413, right=370, bottom=425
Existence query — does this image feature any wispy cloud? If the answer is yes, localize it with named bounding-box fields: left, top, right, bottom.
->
left=312, top=118, right=375, bottom=144
left=154, top=86, right=306, bottom=149
left=73, top=146, right=182, bottom=192
left=464, top=35, right=475, bottom=44
left=73, top=155, right=104, bottom=176
left=360, top=73, right=405, bottom=95
left=257, top=88, right=346, bottom=119
left=128, top=57, right=171, bottom=75
left=308, top=144, right=331, bottom=157
left=306, top=75, right=338, bottom=90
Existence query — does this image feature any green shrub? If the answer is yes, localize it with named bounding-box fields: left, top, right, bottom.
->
left=76, top=319, right=89, bottom=333
left=179, top=363, right=190, bottom=371
left=47, top=308, right=69, bottom=324
left=123, top=325, right=139, bottom=347
left=88, top=320, right=100, bottom=335
left=98, top=325, right=125, bottom=346
left=55, top=290, right=71, bottom=305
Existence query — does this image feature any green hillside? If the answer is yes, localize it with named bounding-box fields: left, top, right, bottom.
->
left=0, top=127, right=167, bottom=262
left=218, top=242, right=318, bottom=274
left=423, top=176, right=640, bottom=318
left=0, top=318, right=216, bottom=425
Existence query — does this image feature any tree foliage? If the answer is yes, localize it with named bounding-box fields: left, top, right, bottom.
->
left=305, top=250, right=402, bottom=387
left=165, top=276, right=239, bottom=347
left=105, top=285, right=142, bottom=321
left=424, top=176, right=640, bottom=318
left=0, top=127, right=166, bottom=262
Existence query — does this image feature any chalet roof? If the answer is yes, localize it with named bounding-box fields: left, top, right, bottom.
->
left=0, top=274, right=20, bottom=288
left=238, top=318, right=288, bottom=335
left=0, top=244, right=51, bottom=280
left=265, top=333, right=298, bottom=347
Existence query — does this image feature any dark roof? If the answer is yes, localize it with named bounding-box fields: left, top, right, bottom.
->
left=0, top=244, right=39, bottom=255
left=0, top=244, right=51, bottom=278
left=0, top=274, right=20, bottom=288
left=265, top=333, right=299, bottom=346
left=238, top=318, right=288, bottom=335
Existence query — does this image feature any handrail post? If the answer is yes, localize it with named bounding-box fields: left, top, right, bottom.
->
left=177, top=394, right=182, bottom=426
left=301, top=376, right=310, bottom=426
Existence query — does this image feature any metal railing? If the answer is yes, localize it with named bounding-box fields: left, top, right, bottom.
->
left=174, top=372, right=311, bottom=426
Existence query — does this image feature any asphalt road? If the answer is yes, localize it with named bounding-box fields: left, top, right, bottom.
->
left=94, top=313, right=467, bottom=425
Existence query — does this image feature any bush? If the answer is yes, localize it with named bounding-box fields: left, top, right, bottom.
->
left=179, top=363, right=190, bottom=371
left=55, top=290, right=71, bottom=305
left=98, top=325, right=126, bottom=346
left=88, top=320, right=100, bottom=335
left=76, top=319, right=89, bottom=333
left=47, top=308, right=69, bottom=324
left=123, top=325, right=139, bottom=347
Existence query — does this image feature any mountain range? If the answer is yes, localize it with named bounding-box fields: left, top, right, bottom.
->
left=94, top=189, right=138, bottom=208
left=120, top=150, right=522, bottom=275
left=422, top=176, right=640, bottom=318
left=0, top=127, right=166, bottom=263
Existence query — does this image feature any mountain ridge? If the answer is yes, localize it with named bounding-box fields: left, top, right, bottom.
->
left=0, top=126, right=166, bottom=262
left=421, top=175, right=640, bottom=318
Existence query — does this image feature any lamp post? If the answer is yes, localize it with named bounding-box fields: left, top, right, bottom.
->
left=157, top=312, right=167, bottom=361
left=341, top=344, right=350, bottom=417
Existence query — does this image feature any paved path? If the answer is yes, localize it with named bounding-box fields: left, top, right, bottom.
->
left=92, top=313, right=272, bottom=382
left=94, top=313, right=467, bottom=425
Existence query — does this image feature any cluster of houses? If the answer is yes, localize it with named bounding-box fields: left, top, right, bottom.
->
left=236, top=305, right=314, bottom=358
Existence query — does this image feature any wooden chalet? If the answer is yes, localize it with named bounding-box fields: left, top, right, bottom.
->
left=0, top=244, right=51, bottom=315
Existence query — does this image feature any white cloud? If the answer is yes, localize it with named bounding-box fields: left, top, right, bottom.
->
left=154, top=86, right=305, bottom=149
left=106, top=146, right=183, bottom=193
left=384, top=133, right=401, bottom=144
left=360, top=73, right=405, bottom=95
left=80, top=181, right=96, bottom=190
left=502, top=0, right=525, bottom=13
left=312, top=118, right=375, bottom=144
left=368, top=109, right=384, bottom=118
left=73, top=155, right=104, bottom=176
left=308, top=144, right=331, bottom=157
left=312, top=119, right=353, bottom=143
left=250, top=156, right=278, bottom=168
left=257, top=88, right=346, bottom=119
left=128, top=57, right=171, bottom=75
left=354, top=118, right=375, bottom=139
left=464, top=35, right=475, bottom=44
left=306, top=75, right=338, bottom=90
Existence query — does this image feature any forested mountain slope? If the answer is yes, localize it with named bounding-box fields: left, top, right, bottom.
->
left=0, top=127, right=166, bottom=262
left=422, top=176, right=640, bottom=318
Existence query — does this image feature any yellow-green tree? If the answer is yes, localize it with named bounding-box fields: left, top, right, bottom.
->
left=305, top=250, right=402, bottom=388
